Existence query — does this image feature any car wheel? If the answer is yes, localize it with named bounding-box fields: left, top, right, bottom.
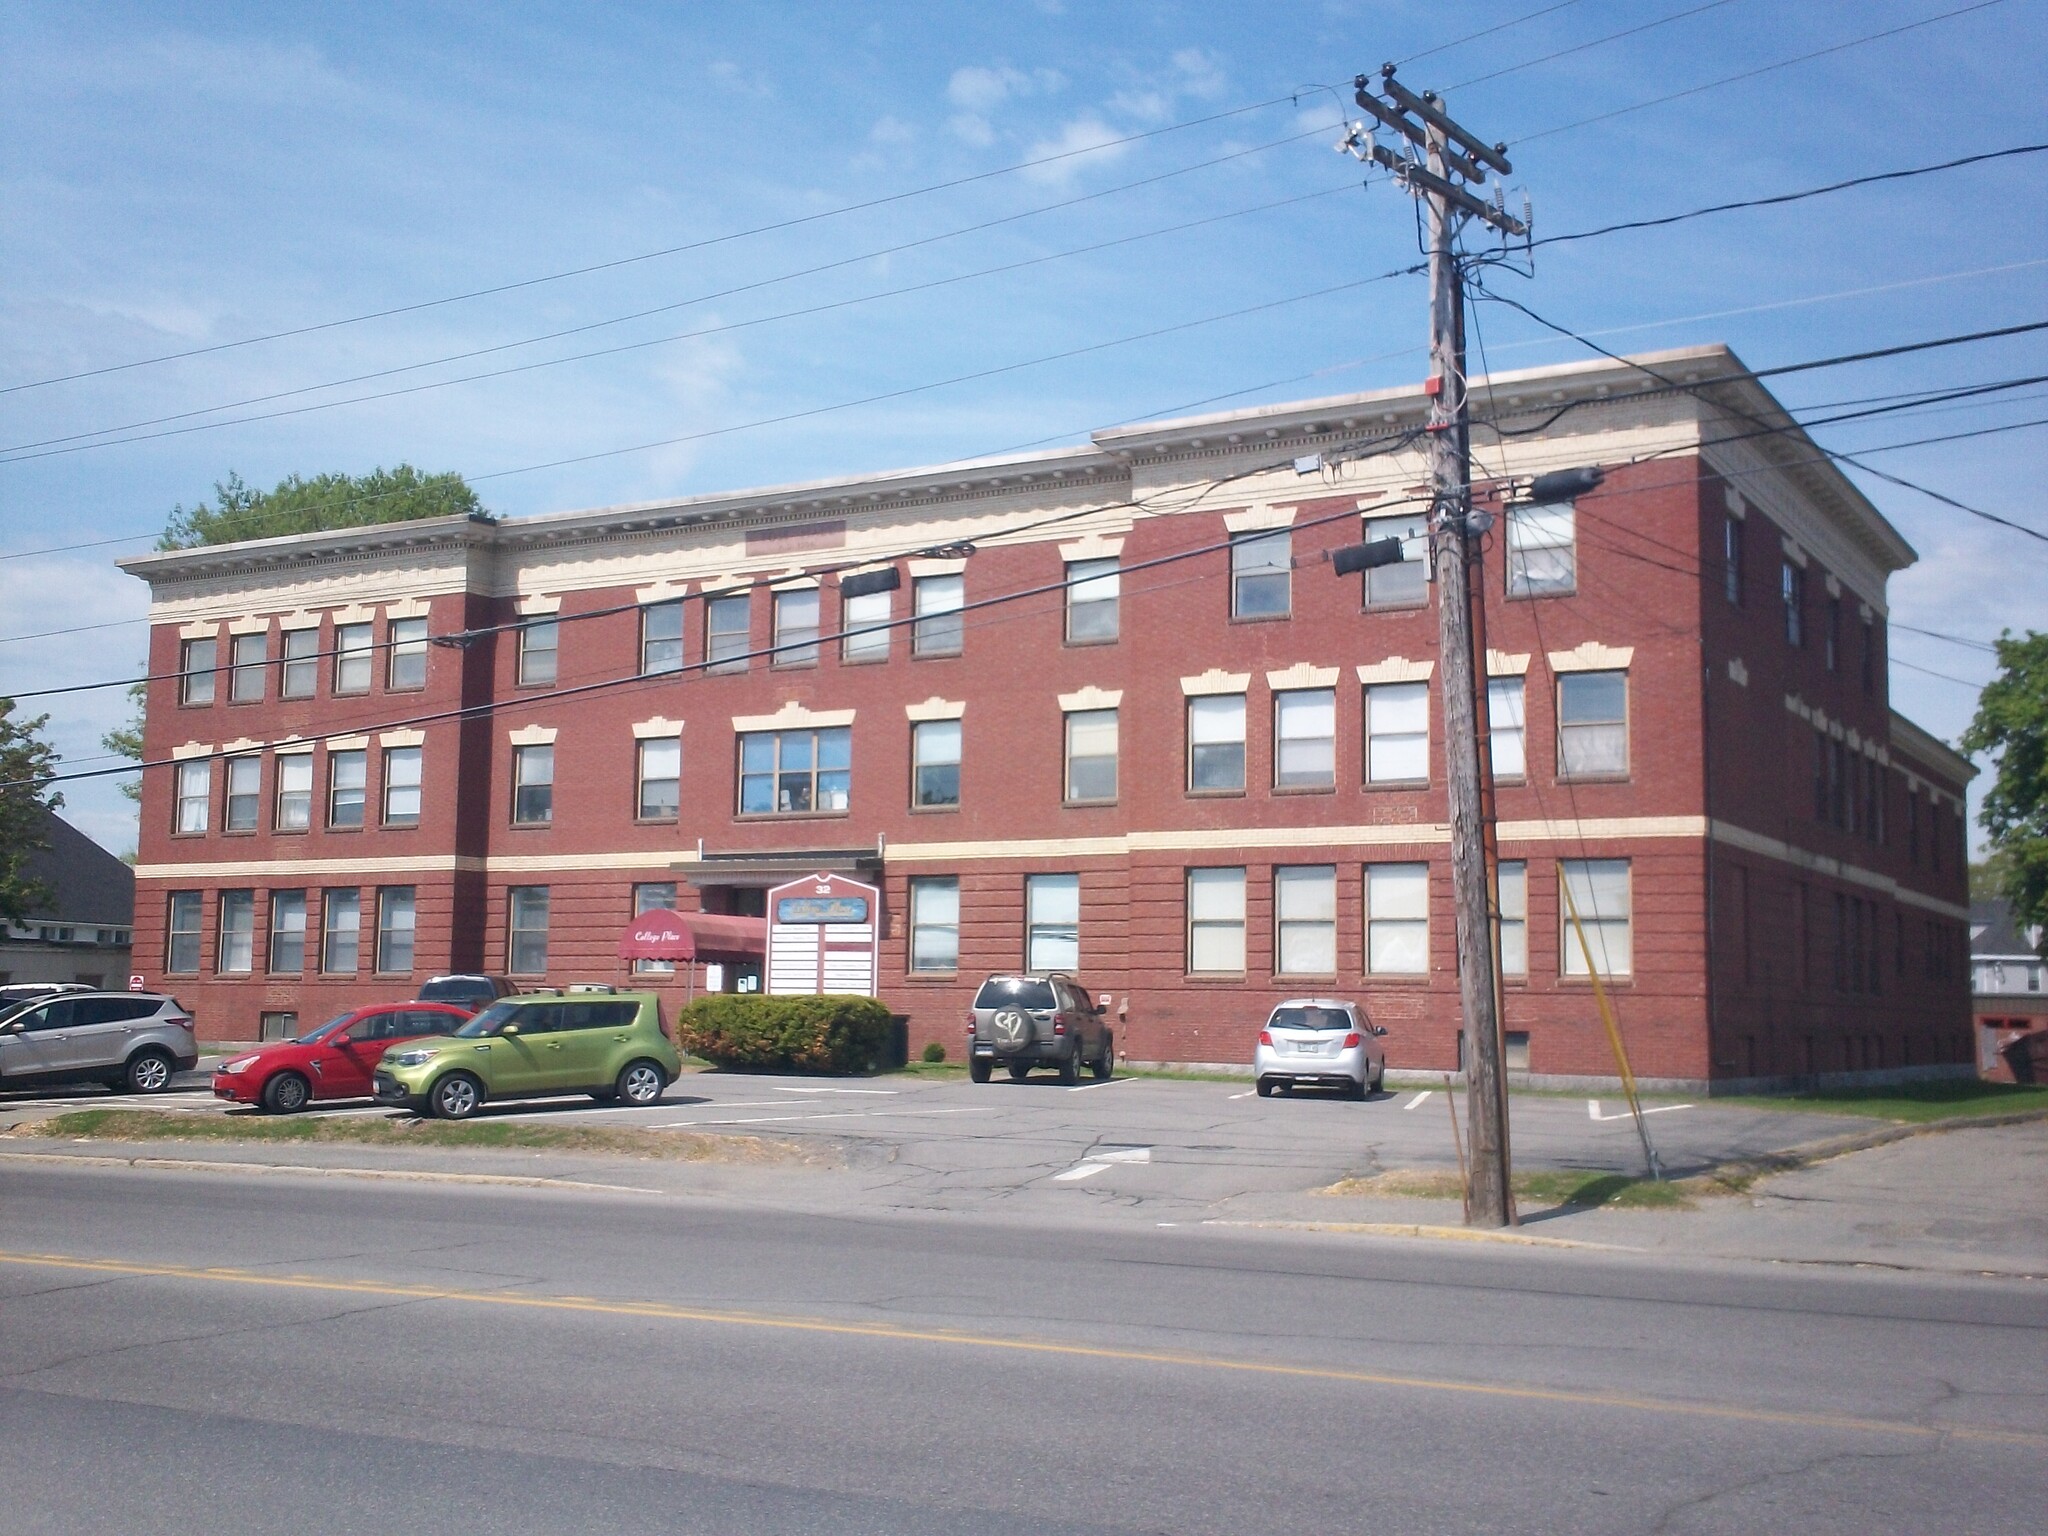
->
left=261, top=1072, right=311, bottom=1114
left=1348, top=1076, right=1369, bottom=1102
left=1090, top=1032, right=1114, bottom=1081
left=124, top=1049, right=175, bottom=1095
left=430, top=1072, right=483, bottom=1120
left=1007, top=1062, right=1031, bottom=1082
left=1370, top=1062, right=1386, bottom=1092
left=1256, top=1078, right=1274, bottom=1098
left=616, top=1060, right=666, bottom=1106
left=969, top=1058, right=992, bottom=1084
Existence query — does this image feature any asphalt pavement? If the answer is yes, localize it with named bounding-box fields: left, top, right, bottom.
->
left=1, top=1159, right=2042, bottom=1534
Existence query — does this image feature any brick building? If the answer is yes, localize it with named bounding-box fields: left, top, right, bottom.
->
left=118, top=345, right=1974, bottom=1088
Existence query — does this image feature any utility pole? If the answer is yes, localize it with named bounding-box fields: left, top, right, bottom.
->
left=1345, top=65, right=1527, bottom=1227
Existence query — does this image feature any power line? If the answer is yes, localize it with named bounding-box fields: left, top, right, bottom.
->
left=1448, top=0, right=1746, bottom=91
left=1401, top=0, right=1591, bottom=66
left=0, top=94, right=1305, bottom=396
left=2, top=133, right=1341, bottom=460
left=2, top=174, right=1348, bottom=463
left=1518, top=0, right=2012, bottom=144
left=1534, top=143, right=2048, bottom=249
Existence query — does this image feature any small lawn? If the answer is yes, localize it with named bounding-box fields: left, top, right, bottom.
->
left=1714, top=1081, right=2048, bottom=1124
left=1326, top=1168, right=1691, bottom=1210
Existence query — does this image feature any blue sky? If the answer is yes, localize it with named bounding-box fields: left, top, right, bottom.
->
left=3, top=0, right=2043, bottom=854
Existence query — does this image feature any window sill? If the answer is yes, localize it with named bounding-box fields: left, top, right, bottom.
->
left=509, top=821, right=554, bottom=831
left=169, top=830, right=209, bottom=840
left=734, top=810, right=851, bottom=823
left=332, top=688, right=372, bottom=699
left=279, top=692, right=316, bottom=704
left=1183, top=972, right=1248, bottom=984
left=1228, top=613, right=1292, bottom=625
left=904, top=971, right=958, bottom=983
left=385, top=685, right=427, bottom=695
left=1186, top=788, right=1247, bottom=799
left=227, top=698, right=266, bottom=708
left=326, top=825, right=365, bottom=835
left=1557, top=975, right=1635, bottom=988
left=1506, top=588, right=1577, bottom=602
left=177, top=701, right=215, bottom=710
left=633, top=817, right=680, bottom=827
left=839, top=654, right=891, bottom=666
left=1063, top=635, right=1120, bottom=648
left=1362, top=973, right=1431, bottom=985
left=221, top=826, right=260, bottom=837
left=1272, top=783, right=1336, bottom=796
left=381, top=820, right=421, bottom=831
left=1361, top=601, right=1429, bottom=614
left=272, top=827, right=311, bottom=838
left=911, top=650, right=963, bottom=661
left=1365, top=778, right=1430, bottom=791
left=1061, top=799, right=1118, bottom=810
left=769, top=659, right=820, bottom=671
left=909, top=803, right=960, bottom=815
left=1556, top=773, right=1631, bottom=786
left=514, top=681, right=558, bottom=691
left=1271, top=972, right=1338, bottom=983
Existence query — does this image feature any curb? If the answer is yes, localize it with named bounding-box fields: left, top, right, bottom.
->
left=0, top=1149, right=662, bottom=1196
left=1703, top=1105, right=2048, bottom=1188
left=1201, top=1217, right=1622, bottom=1250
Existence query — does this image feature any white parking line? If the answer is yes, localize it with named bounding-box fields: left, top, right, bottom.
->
left=1053, top=1144, right=1151, bottom=1182
left=1053, top=1162, right=1110, bottom=1182
left=769, top=1086, right=898, bottom=1096
left=1587, top=1100, right=1695, bottom=1121
left=1227, top=1090, right=1255, bottom=1100
left=1067, top=1076, right=1134, bottom=1093
left=1403, top=1091, right=1433, bottom=1111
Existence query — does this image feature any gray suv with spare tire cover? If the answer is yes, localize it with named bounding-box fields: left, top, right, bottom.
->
left=968, top=973, right=1113, bottom=1085
left=0, top=991, right=198, bottom=1095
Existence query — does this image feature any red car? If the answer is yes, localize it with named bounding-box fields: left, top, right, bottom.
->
left=212, top=1002, right=473, bottom=1113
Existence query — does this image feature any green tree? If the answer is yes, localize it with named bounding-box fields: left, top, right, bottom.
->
left=161, top=464, right=484, bottom=549
left=1962, top=629, right=2048, bottom=946
left=102, top=679, right=146, bottom=805
left=0, top=698, right=63, bottom=925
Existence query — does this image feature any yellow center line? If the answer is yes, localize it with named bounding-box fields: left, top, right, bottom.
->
left=1, top=1248, right=2039, bottom=1449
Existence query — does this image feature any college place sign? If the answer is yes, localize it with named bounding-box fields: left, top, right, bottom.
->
left=765, top=872, right=880, bottom=998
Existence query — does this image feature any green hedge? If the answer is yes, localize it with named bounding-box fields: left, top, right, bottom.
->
left=677, top=994, right=894, bottom=1074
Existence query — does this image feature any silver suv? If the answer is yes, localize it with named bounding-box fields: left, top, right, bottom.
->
left=967, top=973, right=1114, bottom=1085
left=0, top=991, right=198, bottom=1095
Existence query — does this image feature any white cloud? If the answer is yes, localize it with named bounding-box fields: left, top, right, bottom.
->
left=1019, top=116, right=1129, bottom=186
left=868, top=114, right=917, bottom=147
left=943, top=63, right=1065, bottom=144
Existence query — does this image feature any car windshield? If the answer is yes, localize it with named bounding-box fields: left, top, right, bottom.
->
left=419, top=977, right=489, bottom=1002
left=297, top=1013, right=356, bottom=1044
left=1269, top=1006, right=1354, bottom=1032
left=973, top=978, right=1057, bottom=1010
left=455, top=1000, right=525, bottom=1038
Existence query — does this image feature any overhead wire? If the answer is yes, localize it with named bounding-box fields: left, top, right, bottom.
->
left=1400, top=0, right=1592, bottom=66
left=1446, top=0, right=1747, bottom=91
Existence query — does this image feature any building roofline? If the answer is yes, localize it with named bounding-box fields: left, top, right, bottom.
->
left=116, top=512, right=494, bottom=581
left=1890, top=709, right=1978, bottom=786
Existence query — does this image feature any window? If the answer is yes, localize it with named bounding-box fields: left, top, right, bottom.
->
left=633, top=882, right=678, bottom=975
left=166, top=891, right=202, bottom=974
left=269, top=891, right=306, bottom=975
left=1782, top=562, right=1804, bottom=646
left=1498, top=861, right=1527, bottom=977
left=1506, top=502, right=1575, bottom=596
left=1186, top=867, right=1246, bottom=974
left=517, top=620, right=558, bottom=687
left=173, top=760, right=210, bottom=833
left=1188, top=694, right=1246, bottom=793
left=327, top=749, right=367, bottom=828
left=1366, top=681, right=1429, bottom=784
left=224, top=755, right=260, bottom=831
left=1862, top=614, right=1877, bottom=697
left=1560, top=859, right=1631, bottom=977
left=705, top=593, right=750, bottom=673
left=280, top=628, right=319, bottom=698
left=376, top=887, right=416, bottom=974
left=333, top=622, right=373, bottom=694
left=908, top=876, right=960, bottom=974
left=912, top=719, right=961, bottom=809
left=1025, top=874, right=1080, bottom=972
left=1274, top=689, right=1335, bottom=789
left=1558, top=671, right=1628, bottom=779
left=1723, top=516, right=1744, bottom=605
left=229, top=632, right=267, bottom=702
left=387, top=617, right=428, bottom=690
left=1065, top=559, right=1120, bottom=642
left=772, top=589, right=820, bottom=667
left=275, top=754, right=313, bottom=830
left=1230, top=529, right=1291, bottom=618
left=382, top=746, right=422, bottom=826
left=1825, top=594, right=1841, bottom=671
left=1907, top=789, right=1920, bottom=862
left=739, top=727, right=850, bottom=814
left=512, top=745, right=554, bottom=825
left=841, top=588, right=891, bottom=662
left=641, top=601, right=684, bottom=675
left=1274, top=865, right=1337, bottom=974
left=507, top=887, right=550, bottom=975
left=1064, top=708, right=1118, bottom=803
left=636, top=737, right=681, bottom=821
left=1487, top=679, right=1526, bottom=781
left=179, top=637, right=216, bottom=705
left=1362, top=511, right=1428, bottom=609
left=913, top=574, right=963, bottom=656
left=1366, top=863, right=1429, bottom=975
left=321, top=889, right=361, bottom=974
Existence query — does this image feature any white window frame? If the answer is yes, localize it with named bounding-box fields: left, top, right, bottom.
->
left=1187, top=694, right=1246, bottom=793
left=274, top=752, right=313, bottom=831
left=269, top=890, right=307, bottom=975
left=216, top=890, right=255, bottom=975
left=738, top=727, right=852, bottom=816
left=174, top=760, right=211, bottom=834
left=321, top=889, right=361, bottom=975
left=1361, top=511, right=1428, bottom=609
left=512, top=744, right=554, bottom=826
left=1498, top=861, right=1527, bottom=978
left=641, top=601, right=684, bottom=676
left=841, top=588, right=892, bottom=662
left=1064, top=558, right=1120, bottom=643
left=507, top=886, right=550, bottom=976
left=1487, top=678, right=1526, bottom=782
left=908, top=876, right=960, bottom=975
left=913, top=574, right=964, bottom=657
left=517, top=620, right=559, bottom=687
left=1187, top=867, right=1246, bottom=975
left=1366, top=681, right=1429, bottom=785
left=166, top=891, right=203, bottom=974
left=333, top=622, right=374, bottom=695
left=1557, top=670, right=1629, bottom=780
left=375, top=887, right=416, bottom=975
left=1274, top=865, right=1337, bottom=976
left=911, top=719, right=961, bottom=809
left=1273, top=688, right=1336, bottom=789
left=1025, top=874, right=1080, bottom=973
left=636, top=737, right=681, bottom=822
left=1230, top=529, right=1291, bottom=618
left=1063, top=708, right=1118, bottom=804
left=771, top=589, right=820, bottom=668
left=387, top=617, right=429, bottom=690
left=229, top=631, right=267, bottom=703
left=633, top=882, right=678, bottom=975
left=1560, top=859, right=1632, bottom=978
left=705, top=593, right=750, bottom=673
left=179, top=637, right=216, bottom=705
left=1365, top=863, right=1429, bottom=975
left=382, top=746, right=423, bottom=826
left=1506, top=501, right=1576, bottom=597
left=280, top=628, right=319, bottom=698
left=327, top=748, right=367, bottom=829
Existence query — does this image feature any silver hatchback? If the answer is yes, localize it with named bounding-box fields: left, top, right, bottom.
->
left=1254, top=998, right=1387, bottom=1100
left=0, top=991, right=199, bottom=1095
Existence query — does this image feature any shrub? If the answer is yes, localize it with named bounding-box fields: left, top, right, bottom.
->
left=921, top=1041, right=947, bottom=1064
left=678, top=994, right=893, bottom=1074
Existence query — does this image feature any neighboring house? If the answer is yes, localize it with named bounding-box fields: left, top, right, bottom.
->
left=0, top=811, right=135, bottom=988
left=115, top=344, right=1976, bottom=1091
left=1971, top=897, right=2047, bottom=1083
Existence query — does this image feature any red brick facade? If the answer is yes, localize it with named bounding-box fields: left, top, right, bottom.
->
left=121, top=349, right=1975, bottom=1087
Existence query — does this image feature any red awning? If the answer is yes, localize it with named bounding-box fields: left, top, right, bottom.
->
left=617, top=908, right=766, bottom=963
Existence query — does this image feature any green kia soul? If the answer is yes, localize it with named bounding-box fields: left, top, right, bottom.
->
left=372, top=990, right=681, bottom=1120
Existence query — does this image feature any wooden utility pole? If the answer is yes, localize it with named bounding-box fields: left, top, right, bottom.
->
left=1348, top=65, right=1526, bottom=1227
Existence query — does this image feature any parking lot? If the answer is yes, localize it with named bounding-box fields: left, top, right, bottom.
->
left=0, top=1062, right=1874, bottom=1223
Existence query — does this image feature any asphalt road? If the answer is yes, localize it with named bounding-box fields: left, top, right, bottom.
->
left=2, top=1160, right=2041, bottom=1534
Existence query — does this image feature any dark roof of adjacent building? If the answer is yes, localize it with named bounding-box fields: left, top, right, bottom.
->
left=1971, top=897, right=2041, bottom=959
left=18, top=812, right=134, bottom=927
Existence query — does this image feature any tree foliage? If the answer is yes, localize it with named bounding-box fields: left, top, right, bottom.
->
left=1961, top=629, right=2048, bottom=946
left=102, top=680, right=146, bottom=805
left=0, top=699, right=63, bottom=925
left=160, top=465, right=484, bottom=550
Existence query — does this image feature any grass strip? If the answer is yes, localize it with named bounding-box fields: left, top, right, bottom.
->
left=1324, top=1168, right=1695, bottom=1210
left=1712, top=1081, right=2048, bottom=1123
left=9, top=1108, right=816, bottom=1165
